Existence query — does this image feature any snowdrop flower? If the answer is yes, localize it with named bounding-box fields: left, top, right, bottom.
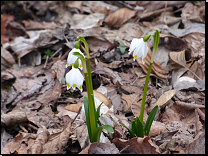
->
left=66, top=68, right=84, bottom=92
left=128, top=38, right=148, bottom=64
left=66, top=48, right=85, bottom=69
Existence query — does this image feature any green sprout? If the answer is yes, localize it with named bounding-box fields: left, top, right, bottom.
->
left=119, top=41, right=125, bottom=54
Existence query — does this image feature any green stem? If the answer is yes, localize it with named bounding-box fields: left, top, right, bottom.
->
left=139, top=62, right=153, bottom=125
left=84, top=72, right=96, bottom=137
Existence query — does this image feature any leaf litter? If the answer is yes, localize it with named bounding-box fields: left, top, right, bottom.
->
left=1, top=1, right=205, bottom=154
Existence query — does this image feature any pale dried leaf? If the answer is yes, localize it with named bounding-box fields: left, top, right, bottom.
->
left=184, top=131, right=205, bottom=154
left=175, top=101, right=205, bottom=110
left=88, top=142, right=119, bottom=154
left=196, top=108, right=205, bottom=121
left=104, top=8, right=136, bottom=28
left=1, top=110, right=27, bottom=126
left=42, top=123, right=73, bottom=154
left=136, top=44, right=169, bottom=81
left=65, top=104, right=82, bottom=113
left=149, top=121, right=166, bottom=137
left=195, top=109, right=203, bottom=134
left=148, top=90, right=176, bottom=113
left=112, top=137, right=160, bottom=154
left=29, top=126, right=50, bottom=154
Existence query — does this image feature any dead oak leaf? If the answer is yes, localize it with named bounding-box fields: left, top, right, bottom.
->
left=112, top=137, right=160, bottom=154
left=136, top=44, right=169, bottom=81
left=104, top=8, right=136, bottom=28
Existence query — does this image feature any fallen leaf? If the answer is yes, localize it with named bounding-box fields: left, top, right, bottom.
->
left=85, top=36, right=114, bottom=53
left=175, top=101, right=205, bottom=110
left=148, top=90, right=176, bottom=113
left=1, top=110, right=27, bottom=126
left=136, top=44, right=169, bottom=81
left=29, top=126, right=50, bottom=154
left=186, top=61, right=205, bottom=80
left=22, top=20, right=59, bottom=30
left=194, top=109, right=203, bottom=135
left=104, top=8, right=136, bottom=28
left=149, top=121, right=166, bottom=137
left=80, top=142, right=119, bottom=154
left=196, top=108, right=205, bottom=121
left=112, top=137, right=160, bottom=154
left=184, top=131, right=205, bottom=154
left=65, top=104, right=82, bottom=113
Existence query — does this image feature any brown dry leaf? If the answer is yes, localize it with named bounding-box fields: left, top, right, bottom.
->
left=186, top=61, right=205, bottom=80
left=37, top=78, right=62, bottom=105
left=113, top=125, right=123, bottom=138
left=1, top=131, right=38, bottom=154
left=66, top=1, right=82, bottom=12
left=122, top=93, right=141, bottom=113
left=80, top=142, right=119, bottom=154
left=1, top=47, right=16, bottom=66
left=184, top=131, right=205, bottom=154
left=196, top=108, right=205, bottom=121
left=42, top=123, right=73, bottom=154
left=136, top=44, right=169, bottom=81
left=1, top=110, right=27, bottom=126
left=29, top=126, right=50, bottom=154
left=65, top=104, right=82, bottom=113
left=85, top=37, right=114, bottom=53
left=131, top=101, right=148, bottom=122
left=148, top=90, right=176, bottom=113
left=182, top=32, right=205, bottom=60
left=104, top=8, right=136, bottom=28
left=112, top=137, right=160, bottom=154
left=194, top=109, right=203, bottom=135
left=149, top=121, right=166, bottom=137
left=175, top=101, right=205, bottom=110
left=93, top=90, right=111, bottom=107
left=169, top=50, right=187, bottom=69
left=22, top=20, right=59, bottom=30
left=51, top=59, right=66, bottom=84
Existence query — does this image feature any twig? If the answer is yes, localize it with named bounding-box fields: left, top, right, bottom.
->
left=119, top=145, right=130, bottom=153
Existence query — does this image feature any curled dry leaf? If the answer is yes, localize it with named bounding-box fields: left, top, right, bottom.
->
left=184, top=131, right=205, bottom=154
left=196, top=108, right=205, bottom=121
left=112, top=137, right=160, bottom=154
left=149, top=121, right=166, bottom=137
left=148, top=90, right=176, bottom=113
left=1, top=110, right=27, bottom=126
left=79, top=142, right=119, bottom=154
left=42, top=123, right=73, bottom=154
left=194, top=109, right=203, bottom=135
left=136, top=44, right=169, bottom=81
left=175, top=101, right=205, bottom=110
left=29, top=126, right=50, bottom=154
left=65, top=104, right=83, bottom=113
left=104, top=8, right=136, bottom=28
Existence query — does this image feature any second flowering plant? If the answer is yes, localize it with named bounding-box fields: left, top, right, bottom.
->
left=64, top=37, right=114, bottom=143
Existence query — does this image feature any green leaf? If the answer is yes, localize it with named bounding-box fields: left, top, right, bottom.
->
left=119, top=41, right=125, bottom=47
left=120, top=47, right=125, bottom=53
left=144, top=105, right=159, bottom=136
left=91, top=125, right=114, bottom=143
left=83, top=96, right=92, bottom=141
left=134, top=116, right=144, bottom=137
left=61, top=77, right=66, bottom=83
left=95, top=102, right=103, bottom=121
left=121, top=123, right=134, bottom=138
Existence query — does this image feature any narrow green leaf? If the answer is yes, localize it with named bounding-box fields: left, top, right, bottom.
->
left=95, top=102, right=103, bottom=121
left=83, top=96, right=92, bottom=141
left=61, top=77, right=66, bottom=83
left=121, top=123, right=134, bottom=138
left=91, top=127, right=103, bottom=142
left=91, top=125, right=114, bottom=143
left=144, top=105, right=159, bottom=136
left=135, top=117, right=144, bottom=137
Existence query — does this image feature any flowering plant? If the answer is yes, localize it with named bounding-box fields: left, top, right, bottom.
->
left=121, top=29, right=160, bottom=137
left=64, top=36, right=114, bottom=143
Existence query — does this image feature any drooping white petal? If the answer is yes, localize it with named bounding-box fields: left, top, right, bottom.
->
left=128, top=38, right=148, bottom=64
left=66, top=68, right=84, bottom=92
left=66, top=48, right=85, bottom=69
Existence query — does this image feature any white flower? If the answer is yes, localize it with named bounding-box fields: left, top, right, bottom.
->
left=66, top=68, right=84, bottom=92
left=128, top=38, right=148, bottom=64
left=66, top=48, right=85, bottom=69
